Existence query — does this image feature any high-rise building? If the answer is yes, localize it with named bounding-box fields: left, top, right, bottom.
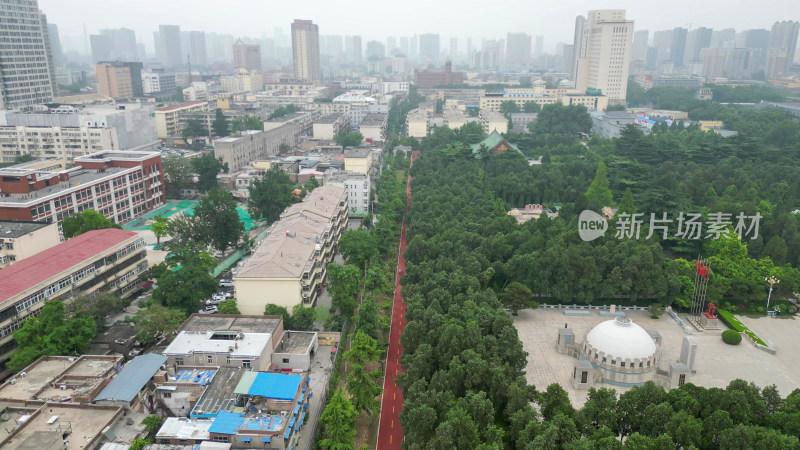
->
left=233, top=40, right=261, bottom=71
left=571, top=15, right=587, bottom=82
left=157, top=25, right=182, bottom=66
left=743, top=29, right=770, bottom=69
left=366, top=41, right=385, bottom=58
left=419, top=34, right=440, bottom=63
left=90, top=34, right=113, bottom=62
left=727, top=48, right=759, bottom=79
left=506, top=32, right=532, bottom=65
left=535, top=35, right=544, bottom=57
left=96, top=61, right=143, bottom=98
left=645, top=46, right=659, bottom=71
left=100, top=28, right=137, bottom=61
left=652, top=29, right=673, bottom=64
left=47, top=23, right=63, bottom=67
left=291, top=19, right=321, bottom=85
left=188, top=31, right=207, bottom=66
left=711, top=28, right=736, bottom=48
left=700, top=48, right=727, bottom=80
left=400, top=36, right=409, bottom=57
left=685, top=27, right=712, bottom=62
left=353, top=36, right=362, bottom=63
left=410, top=35, right=418, bottom=60
left=670, top=27, right=688, bottom=66
left=387, top=36, right=397, bottom=55
left=767, top=21, right=800, bottom=77
left=0, top=0, right=56, bottom=109
left=450, top=37, right=458, bottom=59
left=632, top=30, right=649, bottom=63
left=573, top=10, right=634, bottom=104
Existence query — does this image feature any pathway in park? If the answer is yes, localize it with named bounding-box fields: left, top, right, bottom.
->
left=377, top=151, right=419, bottom=450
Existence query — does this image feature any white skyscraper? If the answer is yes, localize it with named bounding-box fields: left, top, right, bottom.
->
left=572, top=10, right=634, bottom=104
left=291, top=19, right=321, bottom=85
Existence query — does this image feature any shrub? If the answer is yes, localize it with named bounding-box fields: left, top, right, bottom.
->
left=722, top=330, right=742, bottom=345
left=788, top=306, right=798, bottom=314
left=757, top=306, right=765, bottom=313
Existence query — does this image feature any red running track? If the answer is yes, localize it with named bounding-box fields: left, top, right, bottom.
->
left=377, top=150, right=419, bottom=450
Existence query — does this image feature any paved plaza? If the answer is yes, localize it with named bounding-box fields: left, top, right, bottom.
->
left=514, top=308, right=800, bottom=407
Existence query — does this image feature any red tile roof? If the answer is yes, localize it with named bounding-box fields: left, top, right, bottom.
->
left=156, top=101, right=206, bottom=112
left=0, top=228, right=139, bottom=304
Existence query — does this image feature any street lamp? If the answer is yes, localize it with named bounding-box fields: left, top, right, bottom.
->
left=765, top=276, right=780, bottom=312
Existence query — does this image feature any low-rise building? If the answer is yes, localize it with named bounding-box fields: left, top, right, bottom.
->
left=508, top=112, right=537, bottom=133
left=380, top=81, right=410, bottom=94
left=756, top=101, right=800, bottom=118
left=479, top=110, right=508, bottom=134
left=183, top=82, right=209, bottom=101
left=343, top=147, right=374, bottom=175
left=0, top=355, right=121, bottom=403
left=0, top=103, right=159, bottom=164
left=163, top=330, right=276, bottom=372
left=406, top=108, right=428, bottom=138
left=220, top=70, right=264, bottom=93
left=0, top=150, right=166, bottom=225
left=358, top=113, right=387, bottom=142
left=0, top=220, right=62, bottom=268
left=155, top=101, right=211, bottom=139
left=142, top=70, right=177, bottom=95
left=264, top=111, right=319, bottom=136
left=234, top=185, right=348, bottom=311
left=443, top=109, right=478, bottom=130
left=312, top=113, right=350, bottom=140
left=271, top=331, right=319, bottom=372
left=324, top=171, right=370, bottom=215
left=1, top=402, right=125, bottom=449
left=591, top=111, right=638, bottom=138
left=93, top=353, right=168, bottom=410
left=0, top=229, right=147, bottom=376
left=213, top=123, right=300, bottom=172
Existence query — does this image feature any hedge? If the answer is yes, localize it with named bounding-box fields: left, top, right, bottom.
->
left=717, top=309, right=767, bottom=346
left=722, top=329, right=742, bottom=345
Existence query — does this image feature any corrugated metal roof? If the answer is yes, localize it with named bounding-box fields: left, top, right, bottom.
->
left=94, top=353, right=167, bottom=402
left=209, top=410, right=245, bottom=435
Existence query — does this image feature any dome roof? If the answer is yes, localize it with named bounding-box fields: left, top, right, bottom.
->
left=586, top=317, right=656, bottom=360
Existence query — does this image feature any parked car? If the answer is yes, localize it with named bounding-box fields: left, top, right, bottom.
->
left=199, top=305, right=218, bottom=314
left=206, top=294, right=229, bottom=305
left=218, top=279, right=234, bottom=288
left=212, top=251, right=224, bottom=258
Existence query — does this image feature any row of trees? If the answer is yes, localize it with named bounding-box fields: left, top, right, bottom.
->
left=182, top=109, right=264, bottom=140
left=162, top=153, right=227, bottom=198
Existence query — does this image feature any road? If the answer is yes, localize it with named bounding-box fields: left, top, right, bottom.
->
left=377, top=151, right=419, bottom=450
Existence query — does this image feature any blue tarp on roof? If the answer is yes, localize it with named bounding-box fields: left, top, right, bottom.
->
left=209, top=410, right=245, bottom=435
left=247, top=373, right=302, bottom=401
left=241, top=437, right=251, bottom=442
left=94, top=354, right=167, bottom=403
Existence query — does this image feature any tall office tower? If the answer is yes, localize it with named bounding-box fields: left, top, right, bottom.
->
left=410, top=35, right=418, bottom=60
left=0, top=0, right=56, bottom=109
left=90, top=34, right=113, bottom=62
left=328, top=35, right=343, bottom=59
left=466, top=38, right=472, bottom=58
left=352, top=36, right=363, bottom=63
left=188, top=31, right=206, bottom=66
left=47, top=23, right=63, bottom=66
left=744, top=29, right=770, bottom=69
left=767, top=21, right=800, bottom=77
left=482, top=40, right=501, bottom=68
left=291, top=19, right=321, bottom=85
left=534, top=35, right=544, bottom=57
left=366, top=41, right=385, bottom=58
left=645, top=46, right=659, bottom=70
left=652, top=29, right=673, bottom=64
left=710, top=28, right=736, bottom=48
left=100, top=28, right=137, bottom=61
left=450, top=37, right=458, bottom=59
left=233, top=40, right=261, bottom=71
left=632, top=30, right=649, bottom=62
left=419, top=34, right=440, bottom=63
left=387, top=36, right=397, bottom=55
left=158, top=25, right=182, bottom=66
left=700, top=48, right=727, bottom=79
left=506, top=32, right=532, bottom=65
left=399, top=37, right=409, bottom=56
left=670, top=27, right=688, bottom=66
left=39, top=12, right=57, bottom=97
left=571, top=15, right=587, bottom=82
left=685, top=27, right=712, bottom=62
left=727, top=48, right=759, bottom=79
left=572, top=9, right=634, bottom=104
left=562, top=44, right=574, bottom=74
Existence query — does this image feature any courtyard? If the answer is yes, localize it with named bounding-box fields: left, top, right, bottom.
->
left=513, top=308, right=800, bottom=407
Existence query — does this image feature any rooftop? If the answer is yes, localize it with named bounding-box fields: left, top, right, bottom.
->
left=156, top=417, right=214, bottom=441
left=586, top=317, right=657, bottom=360
left=0, top=221, right=54, bottom=239
left=163, top=331, right=272, bottom=358
left=0, top=355, right=119, bottom=401
left=73, top=150, right=160, bottom=162
left=94, top=353, right=168, bottom=403
left=275, top=331, right=316, bottom=355
left=235, top=217, right=326, bottom=279
left=316, top=113, right=346, bottom=124
left=179, top=314, right=283, bottom=335
left=0, top=229, right=139, bottom=304
left=191, top=367, right=245, bottom=418
left=233, top=372, right=303, bottom=401
left=6, top=403, right=122, bottom=450
left=0, top=167, right=132, bottom=205
left=156, top=101, right=207, bottom=112
left=344, top=147, right=372, bottom=158
left=359, top=113, right=387, bottom=126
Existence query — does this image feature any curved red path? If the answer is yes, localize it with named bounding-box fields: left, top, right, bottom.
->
left=377, top=151, right=418, bottom=450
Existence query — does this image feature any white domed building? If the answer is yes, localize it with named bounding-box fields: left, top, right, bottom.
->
left=581, top=317, right=661, bottom=386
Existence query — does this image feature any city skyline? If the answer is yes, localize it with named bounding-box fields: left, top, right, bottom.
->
left=40, top=0, right=799, bottom=55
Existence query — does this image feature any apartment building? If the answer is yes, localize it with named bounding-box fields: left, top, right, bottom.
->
left=214, top=124, right=300, bottom=172
left=0, top=103, right=158, bottom=164
left=96, top=62, right=143, bottom=98
left=0, top=220, right=61, bottom=268
left=0, top=150, right=165, bottom=225
left=324, top=171, right=370, bottom=215
left=142, top=70, right=177, bottom=94
left=343, top=147, right=374, bottom=175
left=443, top=109, right=478, bottom=129
left=479, top=88, right=608, bottom=112
left=312, top=113, right=350, bottom=140
left=479, top=110, right=508, bottom=134
left=0, top=228, right=147, bottom=374
left=220, top=71, right=264, bottom=93
left=291, top=20, right=322, bottom=85
left=155, top=101, right=210, bottom=139
left=406, top=108, right=429, bottom=138
left=264, top=111, right=320, bottom=136
left=234, top=185, right=348, bottom=312
left=358, top=113, right=387, bottom=142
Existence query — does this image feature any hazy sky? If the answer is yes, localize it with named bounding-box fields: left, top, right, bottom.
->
left=41, top=0, right=799, bottom=53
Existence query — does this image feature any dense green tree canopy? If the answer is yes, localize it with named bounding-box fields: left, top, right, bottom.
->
left=212, top=109, right=229, bottom=137
left=191, top=153, right=225, bottom=193
left=247, top=166, right=298, bottom=222
left=192, top=187, right=244, bottom=252
left=62, top=209, right=121, bottom=238
left=335, top=131, right=364, bottom=148
left=231, top=115, right=264, bottom=133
